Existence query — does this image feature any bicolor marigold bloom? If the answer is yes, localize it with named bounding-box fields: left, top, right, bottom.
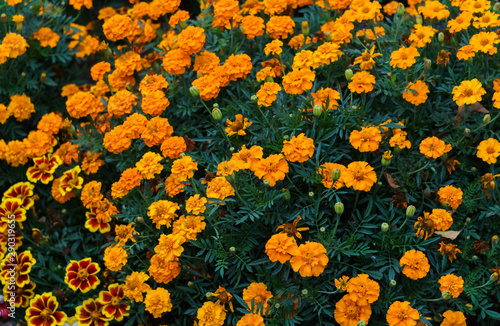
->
left=390, top=46, right=420, bottom=69
left=98, top=283, right=129, bottom=321
left=4, top=279, right=35, bottom=308
left=26, top=292, right=67, bottom=326
left=334, top=294, right=372, bottom=325
left=266, top=15, right=295, bottom=39
left=64, top=258, right=100, bottom=293
left=58, top=166, right=84, bottom=196
left=52, top=177, right=76, bottom=204
left=400, top=249, right=430, bottom=280
left=348, top=71, right=376, bottom=93
left=282, top=133, right=314, bottom=163
left=349, top=126, right=382, bottom=152
left=452, top=79, right=486, bottom=106
left=289, top=241, right=329, bottom=277
left=282, top=69, right=315, bottom=95
left=441, top=310, right=466, bottom=326
left=75, top=298, right=112, bottom=326
left=243, top=282, right=273, bottom=314
left=124, top=271, right=151, bottom=302
left=2, top=181, right=34, bottom=210
left=206, top=177, right=235, bottom=202
left=254, top=154, right=289, bottom=186
left=419, top=136, right=451, bottom=159
left=0, top=250, right=35, bottom=286
left=386, top=301, right=420, bottom=326
left=102, top=14, right=134, bottom=41
left=33, top=27, right=60, bottom=48
left=104, top=245, right=128, bottom=271
left=136, top=152, right=163, bottom=179
left=476, top=138, right=500, bottom=164
left=0, top=198, right=26, bottom=231
left=343, top=161, right=377, bottom=192
left=346, top=274, right=380, bottom=306
left=7, top=94, right=35, bottom=122
left=197, top=301, right=227, bottom=326
left=26, top=155, right=62, bottom=184
left=265, top=233, right=298, bottom=264
left=241, top=15, right=265, bottom=39
left=403, top=80, right=429, bottom=106
left=225, top=114, right=253, bottom=136
left=437, top=185, right=463, bottom=210
left=439, top=274, right=464, bottom=298
left=148, top=200, right=180, bottom=228
left=145, top=288, right=173, bottom=318
left=256, top=82, right=281, bottom=107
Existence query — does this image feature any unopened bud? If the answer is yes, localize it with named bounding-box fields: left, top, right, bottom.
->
left=424, top=58, right=431, bottom=70
left=283, top=135, right=290, bottom=140
left=394, top=146, right=402, bottom=154
left=494, top=2, right=500, bottom=12
left=229, top=246, right=236, bottom=254
left=397, top=3, right=405, bottom=15
left=325, top=31, right=331, bottom=42
left=442, top=290, right=453, bottom=300
left=189, top=86, right=199, bottom=97
left=472, top=255, right=478, bottom=260
left=416, top=14, right=423, bottom=25
left=381, top=157, right=391, bottom=166
left=490, top=272, right=499, bottom=282
left=493, top=235, right=499, bottom=245
left=302, top=21, right=309, bottom=36
left=331, top=168, right=341, bottom=182
left=345, top=68, right=353, bottom=81
left=0, top=14, right=7, bottom=23
left=377, top=181, right=383, bottom=187
left=265, top=76, right=274, bottom=83
left=406, top=205, right=416, bottom=218
left=21, top=72, right=26, bottom=78
left=62, top=209, right=67, bottom=214
left=137, top=216, right=144, bottom=223
left=471, top=167, right=477, bottom=172
left=358, top=321, right=367, bottom=326
left=126, top=82, right=132, bottom=91
left=335, top=202, right=344, bottom=215
left=483, top=114, right=491, bottom=124
left=381, top=223, right=389, bottom=232
left=301, top=289, right=308, bottom=295
left=464, top=128, right=470, bottom=136
left=40, top=73, right=47, bottom=84
left=239, top=25, right=244, bottom=34
left=188, top=281, right=194, bottom=288
left=251, top=94, right=258, bottom=103
left=179, top=20, right=187, bottom=29
left=390, top=280, right=397, bottom=287
left=213, top=103, right=219, bottom=109
left=16, top=21, right=23, bottom=32
left=263, top=179, right=270, bottom=186
left=212, top=108, right=222, bottom=121
left=308, top=191, right=314, bottom=197
left=206, top=292, right=212, bottom=298
left=438, top=32, right=444, bottom=42
left=274, top=303, right=280, bottom=309
left=283, top=189, right=291, bottom=200
left=465, top=217, right=471, bottom=223
left=313, top=104, right=322, bottom=117
left=442, top=201, right=451, bottom=209
left=229, top=147, right=235, bottom=152
left=320, top=227, right=326, bottom=232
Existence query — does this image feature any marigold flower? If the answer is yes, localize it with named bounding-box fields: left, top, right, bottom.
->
left=26, top=155, right=62, bottom=184
left=115, top=222, right=138, bottom=245
left=400, top=249, right=430, bottom=280
left=148, top=254, right=181, bottom=284
left=193, top=51, right=221, bottom=75
left=148, top=200, right=180, bottom=228
left=386, top=301, right=420, bottom=326
left=0, top=104, right=10, bottom=124
left=350, top=126, right=382, bottom=152
left=419, top=136, right=451, bottom=159
left=403, top=80, right=429, bottom=106
left=69, top=0, right=92, bottom=10
left=2, top=33, right=29, bottom=58
left=224, top=54, right=253, bottom=82
left=429, top=208, right=453, bottom=231
left=256, top=82, right=281, bottom=107
left=343, top=161, right=377, bottom=192
left=311, top=87, right=341, bottom=111
left=243, top=282, right=273, bottom=314
left=418, top=0, right=450, bottom=19
left=141, top=116, right=174, bottom=147
left=171, top=156, right=197, bottom=181
left=0, top=198, right=26, bottom=232
left=225, top=114, right=253, bottom=136
left=145, top=288, right=173, bottom=318
left=452, top=79, right=486, bottom=106
left=168, top=9, right=189, bottom=27
left=196, top=301, right=227, bottom=326
left=155, top=233, right=185, bottom=261
left=51, top=177, right=76, bottom=204
left=476, top=138, right=500, bottom=164
left=103, top=245, right=128, bottom=271
left=98, top=283, right=129, bottom=321
left=414, top=211, right=435, bottom=240
left=64, top=258, right=100, bottom=293
left=58, top=166, right=84, bottom=196
left=91, top=61, right=111, bottom=81
left=33, top=27, right=60, bottom=48
left=164, top=174, right=186, bottom=197
left=439, top=274, right=464, bottom=298
left=192, top=74, right=222, bottom=101
left=335, top=276, right=350, bottom=292
left=265, top=233, right=298, bottom=264
left=7, top=94, right=35, bottom=122
left=55, top=142, right=79, bottom=165
left=438, top=242, right=462, bottom=263
left=37, top=112, right=63, bottom=135
left=24, top=130, right=57, bottom=159
left=437, top=185, right=463, bottom=210
left=318, top=163, right=346, bottom=189
left=348, top=71, right=376, bottom=93
left=441, top=310, right=466, bottom=326
left=346, top=274, right=380, bottom=306
left=236, top=313, right=265, bottom=326
left=163, top=49, right=192, bottom=75
left=266, top=15, right=295, bottom=39
left=81, top=151, right=104, bottom=175
left=334, top=294, right=372, bottom=325
left=4, top=140, right=29, bottom=167
left=0, top=250, right=35, bottom=286
left=75, top=298, right=112, bottom=326
left=139, top=73, right=169, bottom=96
left=136, top=152, right=163, bottom=179
left=26, top=292, right=67, bottom=326
left=314, top=42, right=343, bottom=66
left=102, top=14, right=134, bottom=41
left=206, top=177, right=235, bottom=202
left=390, top=46, right=420, bottom=69
left=65, top=91, right=99, bottom=119
left=107, top=90, right=137, bottom=118
left=172, top=215, right=206, bottom=241
left=241, top=15, right=265, bottom=39
left=409, top=24, right=437, bottom=48
left=212, top=0, right=239, bottom=29
left=448, top=12, right=473, bottom=33
left=282, top=69, right=315, bottom=95
left=289, top=241, right=329, bottom=277
left=469, top=31, right=499, bottom=55
left=253, top=154, right=289, bottom=187
left=124, top=271, right=151, bottom=302
left=282, top=133, right=314, bottom=163
left=177, top=26, right=206, bottom=55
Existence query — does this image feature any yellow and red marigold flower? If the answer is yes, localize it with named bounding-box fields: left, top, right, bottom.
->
left=98, top=283, right=130, bottom=321
left=346, top=274, right=380, bottom=306
left=2, top=181, right=35, bottom=209
left=265, top=233, right=298, bottom=264
left=254, top=154, right=289, bottom=186
left=289, top=241, right=329, bottom=277
left=282, top=133, right=315, bottom=163
left=4, top=279, right=36, bottom=308
left=0, top=250, right=36, bottom=287
left=26, top=292, right=67, bottom=326
left=0, top=198, right=26, bottom=232
left=400, top=249, right=430, bottom=280
left=27, top=155, right=62, bottom=184
left=386, top=301, right=420, bottom=326
left=58, top=165, right=84, bottom=196
left=334, top=294, right=372, bottom=326
left=64, top=258, right=101, bottom=293
left=76, top=298, right=112, bottom=326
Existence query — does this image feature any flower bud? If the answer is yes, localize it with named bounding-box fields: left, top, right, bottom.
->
left=265, top=76, right=274, bottom=83
left=226, top=173, right=236, bottom=183
left=494, top=2, right=500, bottom=12
left=263, top=179, right=270, bottom=186
left=21, top=72, right=26, bottom=78
left=308, top=191, right=314, bottom=197
left=283, top=188, right=291, bottom=201
left=464, top=128, right=470, bottom=136
left=16, top=21, right=23, bottom=33
left=189, top=86, right=200, bottom=97
left=377, top=181, right=383, bottom=187
left=424, top=58, right=432, bottom=70
left=251, top=95, right=258, bottom=103
left=442, top=201, right=451, bottom=209
left=320, top=227, right=326, bottom=232
left=283, top=135, right=290, bottom=140
left=274, top=303, right=280, bottom=309
left=137, top=216, right=144, bottom=223
left=179, top=20, right=187, bottom=29
left=62, top=209, right=67, bottom=214
left=345, top=68, right=354, bottom=81
left=40, top=73, right=47, bottom=84
left=206, top=292, right=212, bottom=298
left=406, top=205, right=416, bottom=218
left=0, top=14, right=7, bottom=23
left=442, top=290, right=453, bottom=300
left=416, top=14, right=423, bottom=25
left=381, top=157, right=391, bottom=166
left=358, top=321, right=367, bottom=326
left=438, top=32, right=445, bottom=42
left=483, top=114, right=491, bottom=124
left=490, top=272, right=499, bottom=282
left=397, top=3, right=405, bottom=15
left=472, top=255, right=478, bottom=260
left=213, top=103, right=219, bottom=109
left=381, top=222, right=389, bottom=232
left=331, top=168, right=341, bottom=182
left=394, top=145, right=402, bottom=154
left=313, top=104, right=322, bottom=117
left=188, top=281, right=194, bottom=288
left=302, top=21, right=309, bottom=36
left=493, top=235, right=499, bottom=245
left=335, top=202, right=344, bottom=215
left=390, top=280, right=397, bottom=287
left=212, top=108, right=222, bottom=121
left=301, top=289, right=308, bottom=295
left=229, top=246, right=236, bottom=254
left=465, top=217, right=471, bottom=223
left=325, top=32, right=332, bottom=42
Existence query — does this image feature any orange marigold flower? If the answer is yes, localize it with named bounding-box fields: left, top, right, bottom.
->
left=212, top=0, right=239, bottom=29
left=353, top=45, right=382, bottom=70
left=232, top=145, right=263, bottom=171
left=217, top=159, right=241, bottom=177
left=429, top=208, right=453, bottom=231
left=318, top=162, right=347, bottom=189
left=437, top=185, right=463, bottom=210
left=193, top=51, right=221, bottom=75
left=160, top=136, right=186, bottom=159
left=99, top=283, right=130, bottom=321
left=169, top=9, right=189, bottom=27
left=26, top=154, right=62, bottom=184
left=266, top=15, right=295, bottom=39
left=390, top=46, right=420, bottom=69
left=386, top=301, right=420, bottom=326
left=311, top=87, right=341, bottom=112
left=254, top=154, right=289, bottom=186
left=441, top=310, right=466, bottom=326
left=139, top=73, right=169, bottom=96
left=124, top=271, right=151, bottom=302
left=123, top=113, right=148, bottom=139
left=107, top=90, right=137, bottom=118
left=4, top=140, right=29, bottom=167
left=81, top=151, right=104, bottom=175
left=7, top=94, right=35, bottom=122
left=80, top=181, right=103, bottom=209
left=223, top=53, right=253, bottom=82
left=192, top=74, right=221, bottom=101
left=136, top=151, right=163, bottom=179
left=24, top=130, right=57, bottom=159
left=2, top=33, right=29, bottom=58
left=37, top=112, right=63, bottom=135
left=314, top=42, right=343, bottom=66
left=148, top=200, right=180, bottom=228
left=177, top=26, right=206, bottom=55
left=349, top=126, right=382, bottom=152
left=264, top=39, right=283, bottom=56
left=64, top=258, right=100, bottom=293
left=197, top=301, right=227, bottom=325
left=289, top=241, right=329, bottom=277
left=409, top=24, right=437, bottom=48
left=241, top=15, right=265, bottom=39
left=403, top=80, right=429, bottom=106
left=348, top=71, right=376, bottom=93
left=104, top=245, right=128, bottom=271
left=206, top=176, right=235, bottom=202
left=243, top=282, right=273, bottom=314
left=477, top=138, right=500, bottom=164
left=65, top=91, right=100, bottom=119
left=103, top=126, right=132, bottom=155
left=75, top=298, right=111, bottom=326
left=334, top=294, right=372, bottom=325
left=155, top=233, right=185, bottom=261
left=419, top=136, right=451, bottom=159
left=335, top=275, right=350, bottom=292
left=141, top=116, right=174, bottom=147
left=225, top=114, right=253, bottom=137
left=282, top=69, right=315, bottom=95
left=171, top=156, right=197, bottom=181
left=0, top=104, right=10, bottom=124
left=292, top=50, right=318, bottom=70
left=162, top=49, right=192, bottom=75
left=117, top=167, right=143, bottom=192
left=33, top=27, right=60, bottom=48
left=448, top=12, right=473, bottom=33
left=418, top=0, right=450, bottom=20
left=438, top=241, right=462, bottom=263
left=102, top=14, right=134, bottom=41
left=148, top=254, right=181, bottom=284
left=452, top=79, right=486, bottom=106
left=69, top=0, right=92, bottom=10
left=469, top=31, right=499, bottom=55
left=172, top=214, right=206, bottom=241
left=265, top=233, right=298, bottom=264
left=346, top=274, right=380, bottom=306
left=26, top=292, right=67, bottom=326
left=115, top=222, right=138, bottom=245
left=400, top=249, right=430, bottom=280
left=144, top=288, right=173, bottom=318
left=439, top=274, right=464, bottom=298
left=343, top=161, right=377, bottom=192
left=282, top=133, right=314, bottom=163
left=236, top=314, right=265, bottom=326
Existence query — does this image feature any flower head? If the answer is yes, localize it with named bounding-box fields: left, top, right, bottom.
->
left=289, top=241, right=329, bottom=277
left=386, top=301, right=420, bottom=326
left=64, top=258, right=101, bottom=293
left=477, top=138, right=500, bottom=164
left=26, top=293, right=67, bottom=326
left=399, top=249, right=430, bottom=280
